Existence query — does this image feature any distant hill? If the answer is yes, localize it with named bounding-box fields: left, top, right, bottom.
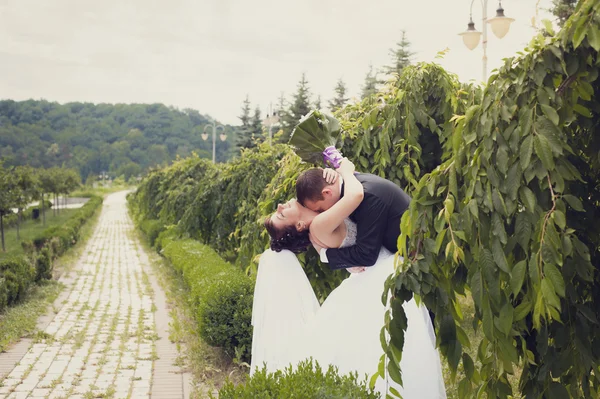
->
left=0, top=99, right=237, bottom=181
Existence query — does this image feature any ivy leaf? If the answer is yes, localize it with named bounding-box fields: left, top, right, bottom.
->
left=542, top=278, right=561, bottom=310
left=514, top=298, right=532, bottom=322
left=552, top=210, right=566, bottom=230
left=511, top=260, right=527, bottom=296
left=520, top=135, right=534, bottom=171
left=462, top=353, right=475, bottom=380
left=471, top=270, right=483, bottom=309
left=498, top=303, right=514, bottom=336
left=515, top=213, right=532, bottom=253
left=492, top=238, right=510, bottom=274
left=540, top=104, right=559, bottom=126
left=587, top=26, right=600, bottom=52
left=544, top=263, right=566, bottom=298
left=563, top=194, right=584, bottom=212
left=519, top=186, right=537, bottom=213
left=534, top=134, right=555, bottom=171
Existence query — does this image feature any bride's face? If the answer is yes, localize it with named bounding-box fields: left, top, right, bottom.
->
left=270, top=198, right=304, bottom=231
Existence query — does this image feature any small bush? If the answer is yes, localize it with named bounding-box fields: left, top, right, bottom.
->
left=199, top=274, right=254, bottom=362
left=35, top=247, right=53, bottom=281
left=0, top=256, right=36, bottom=311
left=140, top=219, right=164, bottom=247
left=160, top=237, right=254, bottom=362
left=215, top=359, right=381, bottom=399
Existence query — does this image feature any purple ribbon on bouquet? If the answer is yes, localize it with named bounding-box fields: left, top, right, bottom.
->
left=322, top=146, right=343, bottom=168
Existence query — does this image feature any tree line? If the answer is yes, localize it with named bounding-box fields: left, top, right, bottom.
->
left=0, top=101, right=237, bottom=182
left=0, top=164, right=80, bottom=252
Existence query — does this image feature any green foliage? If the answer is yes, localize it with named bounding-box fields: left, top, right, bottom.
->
left=158, top=236, right=254, bottom=363
left=379, top=2, right=600, bottom=397
left=0, top=100, right=236, bottom=178
left=140, top=220, right=165, bottom=247
left=0, top=256, right=36, bottom=312
left=551, top=0, right=579, bottom=27
left=199, top=272, right=254, bottom=363
left=215, top=359, right=380, bottom=399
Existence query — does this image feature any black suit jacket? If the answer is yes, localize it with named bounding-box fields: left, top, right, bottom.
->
left=325, top=173, right=411, bottom=269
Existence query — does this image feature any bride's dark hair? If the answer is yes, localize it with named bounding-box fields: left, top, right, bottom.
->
left=264, top=217, right=311, bottom=254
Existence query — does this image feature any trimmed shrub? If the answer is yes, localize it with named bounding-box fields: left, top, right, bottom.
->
left=215, top=359, right=380, bottom=399
left=140, top=219, right=165, bottom=247
left=199, top=274, right=254, bottom=362
left=35, top=247, right=53, bottom=281
left=0, top=256, right=36, bottom=312
left=160, top=236, right=254, bottom=362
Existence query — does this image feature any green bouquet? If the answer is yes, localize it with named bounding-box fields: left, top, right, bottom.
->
left=289, top=110, right=344, bottom=167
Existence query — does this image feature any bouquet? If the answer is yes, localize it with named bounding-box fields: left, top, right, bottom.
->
left=289, top=110, right=344, bottom=168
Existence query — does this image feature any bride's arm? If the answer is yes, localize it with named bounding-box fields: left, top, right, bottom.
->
left=310, top=158, right=363, bottom=240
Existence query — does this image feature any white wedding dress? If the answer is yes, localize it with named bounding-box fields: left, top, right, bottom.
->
left=251, top=219, right=447, bottom=398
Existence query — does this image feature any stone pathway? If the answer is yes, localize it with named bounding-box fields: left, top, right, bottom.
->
left=0, top=191, right=187, bottom=399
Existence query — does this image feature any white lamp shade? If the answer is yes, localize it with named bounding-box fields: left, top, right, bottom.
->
left=488, top=16, right=514, bottom=39
left=460, top=30, right=482, bottom=50
left=201, top=133, right=208, bottom=141
left=219, top=133, right=227, bottom=141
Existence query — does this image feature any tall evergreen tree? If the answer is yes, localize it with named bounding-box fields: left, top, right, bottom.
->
left=328, top=79, right=349, bottom=112
left=550, top=0, right=577, bottom=27
left=283, top=73, right=311, bottom=141
left=250, top=106, right=263, bottom=145
left=361, top=64, right=379, bottom=99
left=236, top=95, right=254, bottom=149
left=313, top=95, right=322, bottom=111
left=384, top=30, right=414, bottom=77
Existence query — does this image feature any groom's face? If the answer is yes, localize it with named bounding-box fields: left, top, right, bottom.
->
left=304, top=187, right=340, bottom=213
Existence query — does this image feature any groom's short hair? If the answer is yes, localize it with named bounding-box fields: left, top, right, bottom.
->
left=296, top=168, right=330, bottom=205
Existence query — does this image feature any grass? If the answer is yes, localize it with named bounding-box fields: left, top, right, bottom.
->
left=0, top=208, right=78, bottom=260
left=131, top=227, right=246, bottom=398
left=0, top=280, right=63, bottom=352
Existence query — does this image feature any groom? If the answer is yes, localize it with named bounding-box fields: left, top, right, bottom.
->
left=296, top=168, right=411, bottom=270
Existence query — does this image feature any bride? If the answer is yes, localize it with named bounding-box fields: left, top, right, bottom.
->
left=252, top=158, right=447, bottom=398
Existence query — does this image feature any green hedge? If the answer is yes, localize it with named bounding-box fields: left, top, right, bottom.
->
left=159, top=235, right=254, bottom=362
left=26, top=196, right=102, bottom=283
left=0, top=256, right=36, bottom=313
left=215, top=360, right=380, bottom=399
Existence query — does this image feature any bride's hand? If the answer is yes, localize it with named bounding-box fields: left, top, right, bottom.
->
left=322, top=168, right=339, bottom=185
left=348, top=266, right=366, bottom=274
left=337, top=157, right=355, bottom=176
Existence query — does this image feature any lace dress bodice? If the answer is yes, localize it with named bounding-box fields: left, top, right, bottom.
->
left=340, top=218, right=358, bottom=248
left=339, top=218, right=393, bottom=258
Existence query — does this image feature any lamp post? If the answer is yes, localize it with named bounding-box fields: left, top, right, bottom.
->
left=262, top=111, right=281, bottom=146
left=459, top=0, right=515, bottom=81
left=202, top=121, right=226, bottom=163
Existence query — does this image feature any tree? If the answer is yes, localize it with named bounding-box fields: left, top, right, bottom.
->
left=38, top=168, right=54, bottom=225
left=0, top=163, right=16, bottom=252
left=328, top=79, right=349, bottom=112
left=283, top=73, right=311, bottom=141
left=250, top=106, right=263, bottom=146
left=384, top=30, right=414, bottom=77
left=361, top=64, right=379, bottom=99
left=12, top=166, right=39, bottom=240
left=313, top=95, right=322, bottom=110
left=550, top=0, right=578, bottom=26
left=236, top=96, right=255, bottom=149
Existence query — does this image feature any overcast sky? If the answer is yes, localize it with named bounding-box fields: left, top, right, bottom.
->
left=0, top=0, right=554, bottom=125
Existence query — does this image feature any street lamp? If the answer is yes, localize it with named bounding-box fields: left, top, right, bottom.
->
left=202, top=121, right=226, bottom=163
left=459, top=1, right=515, bottom=81
left=262, top=110, right=281, bottom=146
